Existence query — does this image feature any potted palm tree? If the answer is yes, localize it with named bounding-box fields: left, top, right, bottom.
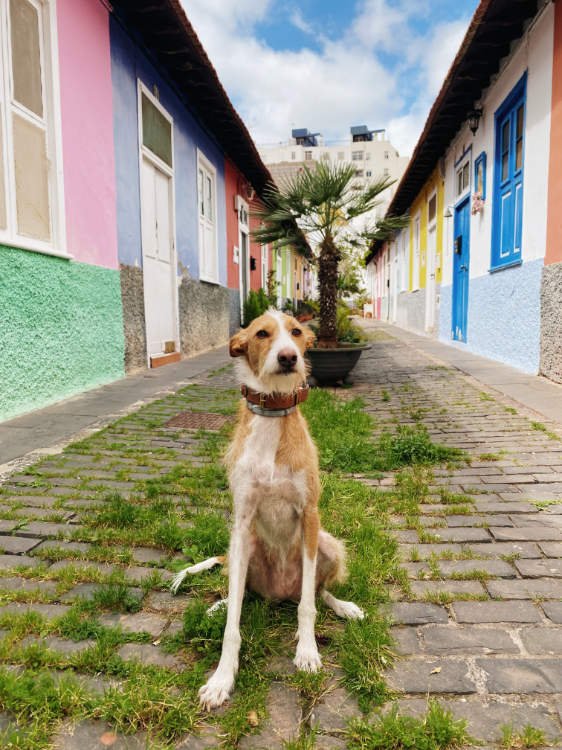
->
left=253, top=162, right=407, bottom=384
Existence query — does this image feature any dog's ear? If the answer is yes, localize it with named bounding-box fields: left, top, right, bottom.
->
left=229, top=330, right=247, bottom=358
left=302, top=325, right=316, bottom=350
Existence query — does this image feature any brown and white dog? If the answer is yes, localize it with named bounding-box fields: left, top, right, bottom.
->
left=171, top=310, right=363, bottom=710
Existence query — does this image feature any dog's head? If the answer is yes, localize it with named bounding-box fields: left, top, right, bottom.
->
left=229, top=310, right=315, bottom=394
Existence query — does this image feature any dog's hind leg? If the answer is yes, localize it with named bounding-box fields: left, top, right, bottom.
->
left=170, top=555, right=225, bottom=595
left=321, top=589, right=364, bottom=620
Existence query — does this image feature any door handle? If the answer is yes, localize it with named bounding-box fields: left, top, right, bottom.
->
left=460, top=264, right=468, bottom=271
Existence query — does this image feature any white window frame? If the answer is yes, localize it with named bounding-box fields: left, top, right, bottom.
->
left=0, top=0, right=66, bottom=258
left=197, top=148, right=219, bottom=284
left=412, top=213, right=421, bottom=290
left=455, top=157, right=471, bottom=200
left=261, top=243, right=268, bottom=288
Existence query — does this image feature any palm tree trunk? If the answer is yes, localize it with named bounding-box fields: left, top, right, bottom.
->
left=317, top=234, right=340, bottom=348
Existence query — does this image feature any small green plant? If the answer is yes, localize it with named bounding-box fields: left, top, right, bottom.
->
left=501, top=723, right=547, bottom=748
left=348, top=700, right=469, bottom=749
left=381, top=389, right=391, bottom=402
left=376, top=425, right=465, bottom=471
left=243, top=288, right=270, bottom=326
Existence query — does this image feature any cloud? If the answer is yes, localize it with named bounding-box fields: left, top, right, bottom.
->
left=180, top=0, right=473, bottom=155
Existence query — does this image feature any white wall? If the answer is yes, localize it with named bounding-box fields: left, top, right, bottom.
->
left=441, top=3, right=554, bottom=285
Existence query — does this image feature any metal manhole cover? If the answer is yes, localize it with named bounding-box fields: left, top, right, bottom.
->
left=164, top=412, right=231, bottom=431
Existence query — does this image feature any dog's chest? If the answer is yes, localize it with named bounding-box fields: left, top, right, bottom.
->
left=232, top=416, right=307, bottom=541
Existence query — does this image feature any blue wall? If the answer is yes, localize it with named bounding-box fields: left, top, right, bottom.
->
left=110, top=19, right=227, bottom=285
left=439, top=258, right=543, bottom=373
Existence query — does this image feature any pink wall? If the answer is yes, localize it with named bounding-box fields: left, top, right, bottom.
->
left=57, top=0, right=118, bottom=269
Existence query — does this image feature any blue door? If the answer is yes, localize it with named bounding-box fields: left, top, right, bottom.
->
left=452, top=197, right=470, bottom=342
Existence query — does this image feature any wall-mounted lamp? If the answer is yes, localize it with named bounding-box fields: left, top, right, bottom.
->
left=467, top=108, right=483, bottom=135
left=444, top=206, right=453, bottom=219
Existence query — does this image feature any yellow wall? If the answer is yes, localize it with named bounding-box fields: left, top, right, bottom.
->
left=408, top=167, right=445, bottom=291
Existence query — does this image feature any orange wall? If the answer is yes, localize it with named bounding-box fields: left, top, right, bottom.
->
left=546, top=0, right=562, bottom=265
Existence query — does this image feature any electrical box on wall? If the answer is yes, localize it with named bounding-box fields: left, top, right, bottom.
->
left=233, top=246, right=239, bottom=264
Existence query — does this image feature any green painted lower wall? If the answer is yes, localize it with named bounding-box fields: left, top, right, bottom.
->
left=0, top=245, right=125, bottom=421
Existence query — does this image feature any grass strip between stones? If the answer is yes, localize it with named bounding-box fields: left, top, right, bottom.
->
left=0, top=383, right=469, bottom=749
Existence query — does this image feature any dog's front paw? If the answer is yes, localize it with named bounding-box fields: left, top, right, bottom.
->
left=293, top=643, right=322, bottom=672
left=198, top=672, right=234, bottom=710
left=336, top=600, right=365, bottom=620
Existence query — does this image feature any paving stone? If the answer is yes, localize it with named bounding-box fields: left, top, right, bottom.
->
left=53, top=720, right=147, bottom=749
left=313, top=737, right=346, bottom=750
left=21, top=635, right=95, bottom=655
left=473, top=501, right=536, bottom=514
left=175, top=726, right=222, bottom=749
left=385, top=657, right=476, bottom=694
left=476, top=658, right=562, bottom=693
left=117, top=643, right=183, bottom=670
left=389, top=603, right=448, bottom=625
left=0, top=536, right=43, bottom=554
left=0, top=576, right=57, bottom=594
left=446, top=514, right=513, bottom=527
left=32, top=540, right=92, bottom=557
left=437, top=559, right=516, bottom=578
left=409, top=580, right=485, bottom=597
left=515, top=558, right=562, bottom=578
left=490, top=526, right=562, bottom=541
left=452, top=601, right=541, bottom=623
left=3, top=495, right=60, bottom=508
left=421, top=625, right=519, bottom=654
left=145, top=591, right=190, bottom=615
left=100, top=612, right=167, bottom=636
left=539, top=541, right=562, bottom=557
left=60, top=583, right=143, bottom=603
left=309, top=685, right=361, bottom=731
left=519, top=626, right=562, bottom=654
left=431, top=528, right=491, bottom=543
left=131, top=547, right=168, bottom=564
left=49, top=560, right=115, bottom=576
left=124, top=565, right=172, bottom=583
left=0, top=520, right=19, bottom=532
left=398, top=543, right=463, bottom=560
left=394, top=696, right=561, bottom=743
left=19, top=521, right=83, bottom=538
left=238, top=682, right=301, bottom=748
left=1, top=602, right=70, bottom=618
left=391, top=627, right=421, bottom=655
left=487, top=578, right=562, bottom=599
left=542, top=601, right=562, bottom=623
left=0, top=554, right=41, bottom=569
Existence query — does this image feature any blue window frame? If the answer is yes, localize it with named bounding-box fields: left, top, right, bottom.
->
left=491, top=73, right=526, bottom=271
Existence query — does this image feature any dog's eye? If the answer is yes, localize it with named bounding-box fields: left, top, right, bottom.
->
left=291, top=328, right=302, bottom=337
left=256, top=330, right=269, bottom=339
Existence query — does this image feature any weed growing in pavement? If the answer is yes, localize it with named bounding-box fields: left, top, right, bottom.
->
left=500, top=723, right=547, bottom=749
left=530, top=421, right=560, bottom=441
left=347, top=700, right=470, bottom=749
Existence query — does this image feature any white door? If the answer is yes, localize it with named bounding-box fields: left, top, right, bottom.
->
left=425, top=224, right=437, bottom=331
left=141, top=158, right=177, bottom=357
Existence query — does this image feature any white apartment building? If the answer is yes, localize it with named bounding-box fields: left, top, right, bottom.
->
left=259, top=126, right=409, bottom=220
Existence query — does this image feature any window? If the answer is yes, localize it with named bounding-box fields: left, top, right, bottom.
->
left=304, top=150, right=312, bottom=161
left=366, top=170, right=372, bottom=177
left=355, top=169, right=364, bottom=177
left=261, top=244, right=268, bottom=286
left=474, top=151, right=487, bottom=199
left=291, top=151, right=296, bottom=161
left=197, top=151, right=218, bottom=283
left=428, top=193, right=437, bottom=226
left=456, top=160, right=470, bottom=197
left=491, top=74, right=526, bottom=270
left=384, top=151, right=389, bottom=160
left=0, top=0, right=63, bottom=252
left=383, top=168, right=389, bottom=176
left=412, top=214, right=421, bottom=289
left=365, top=152, right=371, bottom=160
left=351, top=150, right=363, bottom=161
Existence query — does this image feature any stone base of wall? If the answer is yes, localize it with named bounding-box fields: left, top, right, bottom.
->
left=179, top=277, right=230, bottom=356
left=540, top=261, right=562, bottom=383
left=396, top=289, right=427, bottom=333
left=228, top=288, right=241, bottom=336
left=120, top=265, right=147, bottom=372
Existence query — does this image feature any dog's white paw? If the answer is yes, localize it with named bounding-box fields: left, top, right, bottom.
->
left=335, top=600, right=365, bottom=620
left=293, top=644, right=322, bottom=672
left=198, top=673, right=234, bottom=710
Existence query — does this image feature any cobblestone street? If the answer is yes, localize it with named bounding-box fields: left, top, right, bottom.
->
left=0, top=322, right=561, bottom=748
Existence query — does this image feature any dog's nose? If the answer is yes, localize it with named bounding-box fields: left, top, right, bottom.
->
left=278, top=349, right=298, bottom=370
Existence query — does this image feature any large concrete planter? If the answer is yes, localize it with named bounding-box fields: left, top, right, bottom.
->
left=306, top=343, right=370, bottom=386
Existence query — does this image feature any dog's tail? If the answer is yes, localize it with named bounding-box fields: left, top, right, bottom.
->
left=170, top=555, right=226, bottom=595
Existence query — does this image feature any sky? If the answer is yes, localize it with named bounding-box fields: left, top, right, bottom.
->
left=180, top=0, right=479, bottom=157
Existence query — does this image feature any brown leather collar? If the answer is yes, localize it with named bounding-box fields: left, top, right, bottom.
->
left=240, top=383, right=309, bottom=411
